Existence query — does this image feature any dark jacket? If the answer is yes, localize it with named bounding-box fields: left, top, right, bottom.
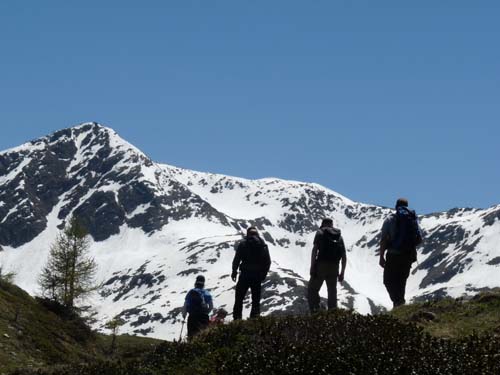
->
left=232, top=235, right=271, bottom=279
left=313, top=227, right=346, bottom=263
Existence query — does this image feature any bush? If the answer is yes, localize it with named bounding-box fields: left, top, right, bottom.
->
left=15, top=310, right=500, bottom=375
left=0, top=265, right=16, bottom=284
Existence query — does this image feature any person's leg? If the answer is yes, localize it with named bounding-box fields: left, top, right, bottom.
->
left=187, top=315, right=198, bottom=338
left=233, top=277, right=249, bottom=320
left=394, top=260, right=412, bottom=306
left=249, top=279, right=262, bottom=318
left=383, top=255, right=399, bottom=306
left=323, top=262, right=339, bottom=310
left=199, top=313, right=210, bottom=332
left=308, top=273, right=324, bottom=312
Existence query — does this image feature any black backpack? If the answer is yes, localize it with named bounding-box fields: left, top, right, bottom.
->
left=317, top=228, right=344, bottom=263
left=243, top=236, right=267, bottom=265
left=186, top=288, right=209, bottom=315
left=392, top=206, right=421, bottom=259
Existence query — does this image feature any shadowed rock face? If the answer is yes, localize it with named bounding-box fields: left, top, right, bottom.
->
left=483, top=207, right=500, bottom=227
left=0, top=123, right=228, bottom=246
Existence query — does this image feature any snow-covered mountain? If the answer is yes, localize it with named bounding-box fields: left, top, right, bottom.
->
left=0, top=123, right=499, bottom=339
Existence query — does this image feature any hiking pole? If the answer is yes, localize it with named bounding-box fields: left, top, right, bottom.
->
left=179, top=320, right=185, bottom=341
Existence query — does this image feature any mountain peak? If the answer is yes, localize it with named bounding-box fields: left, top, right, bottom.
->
left=0, top=123, right=156, bottom=247
left=49, top=122, right=146, bottom=159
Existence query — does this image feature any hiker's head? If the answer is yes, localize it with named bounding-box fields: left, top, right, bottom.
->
left=216, top=308, right=228, bottom=318
left=195, top=275, right=205, bottom=288
left=247, top=226, right=259, bottom=237
left=320, top=218, right=334, bottom=228
left=396, top=198, right=409, bottom=209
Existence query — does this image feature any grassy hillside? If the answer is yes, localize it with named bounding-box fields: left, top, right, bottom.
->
left=3, top=279, right=500, bottom=374
left=0, top=280, right=159, bottom=374
left=392, top=288, right=500, bottom=337
left=12, top=298, right=500, bottom=375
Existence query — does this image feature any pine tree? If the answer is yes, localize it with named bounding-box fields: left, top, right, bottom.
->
left=39, top=216, right=98, bottom=309
left=105, top=317, right=125, bottom=353
left=0, top=265, right=16, bottom=284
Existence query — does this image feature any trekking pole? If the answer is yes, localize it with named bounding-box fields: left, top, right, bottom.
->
left=179, top=320, right=186, bottom=341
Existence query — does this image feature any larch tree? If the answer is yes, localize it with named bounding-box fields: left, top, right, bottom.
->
left=39, top=216, right=98, bottom=309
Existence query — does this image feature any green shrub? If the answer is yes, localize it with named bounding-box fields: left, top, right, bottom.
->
left=16, top=310, right=500, bottom=375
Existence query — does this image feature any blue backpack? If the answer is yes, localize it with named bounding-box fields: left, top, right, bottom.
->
left=186, top=288, right=209, bottom=315
left=392, top=206, right=421, bottom=260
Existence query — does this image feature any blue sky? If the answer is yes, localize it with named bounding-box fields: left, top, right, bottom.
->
left=0, top=1, right=498, bottom=214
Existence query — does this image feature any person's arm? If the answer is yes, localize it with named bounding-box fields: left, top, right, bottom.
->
left=415, top=216, right=423, bottom=246
left=310, top=243, right=319, bottom=276
left=182, top=295, right=188, bottom=319
left=378, top=233, right=389, bottom=268
left=231, top=244, right=242, bottom=282
left=379, top=220, right=390, bottom=268
left=206, top=293, right=214, bottom=313
left=379, top=244, right=387, bottom=268
left=338, top=238, right=347, bottom=282
left=264, top=245, right=271, bottom=275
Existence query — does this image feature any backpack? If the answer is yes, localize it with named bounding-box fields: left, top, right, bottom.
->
left=239, top=236, right=269, bottom=272
left=392, top=206, right=421, bottom=259
left=186, top=288, right=209, bottom=315
left=316, top=228, right=344, bottom=263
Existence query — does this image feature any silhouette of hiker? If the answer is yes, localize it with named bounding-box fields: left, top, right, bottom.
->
left=182, top=275, right=213, bottom=338
left=379, top=198, right=423, bottom=308
left=308, top=218, right=347, bottom=312
left=231, top=227, right=271, bottom=320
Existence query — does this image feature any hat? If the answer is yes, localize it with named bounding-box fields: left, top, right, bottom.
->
left=247, top=226, right=258, bottom=236
left=320, top=218, right=333, bottom=228
left=196, top=275, right=205, bottom=283
left=195, top=275, right=205, bottom=287
left=396, top=198, right=409, bottom=208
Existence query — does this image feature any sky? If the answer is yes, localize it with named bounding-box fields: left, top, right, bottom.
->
left=0, top=1, right=498, bottom=214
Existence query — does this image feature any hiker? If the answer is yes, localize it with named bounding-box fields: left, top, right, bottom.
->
left=379, top=198, right=423, bottom=308
left=209, top=308, right=228, bottom=326
left=308, top=218, right=347, bottom=312
left=182, top=275, right=213, bottom=338
left=231, top=226, right=271, bottom=320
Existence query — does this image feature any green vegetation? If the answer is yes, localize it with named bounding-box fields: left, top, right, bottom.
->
left=3, top=278, right=500, bottom=374
left=104, top=317, right=126, bottom=354
left=0, top=280, right=159, bottom=374
left=39, top=216, right=98, bottom=309
left=392, top=289, right=500, bottom=338
left=0, top=266, right=16, bottom=284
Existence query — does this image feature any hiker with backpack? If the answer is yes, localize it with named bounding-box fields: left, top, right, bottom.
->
left=231, top=226, right=271, bottom=320
left=308, top=218, right=347, bottom=312
left=379, top=198, right=423, bottom=308
left=182, top=275, right=213, bottom=338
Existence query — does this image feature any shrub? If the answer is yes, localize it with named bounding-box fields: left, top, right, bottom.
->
left=15, top=310, right=500, bottom=375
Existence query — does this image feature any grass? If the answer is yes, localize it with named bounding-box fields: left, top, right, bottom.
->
left=391, top=289, right=500, bottom=338
left=13, top=310, right=500, bottom=375
left=2, top=278, right=500, bottom=374
left=0, top=280, right=160, bottom=374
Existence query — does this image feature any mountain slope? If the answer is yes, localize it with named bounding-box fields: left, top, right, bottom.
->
left=0, top=122, right=499, bottom=339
